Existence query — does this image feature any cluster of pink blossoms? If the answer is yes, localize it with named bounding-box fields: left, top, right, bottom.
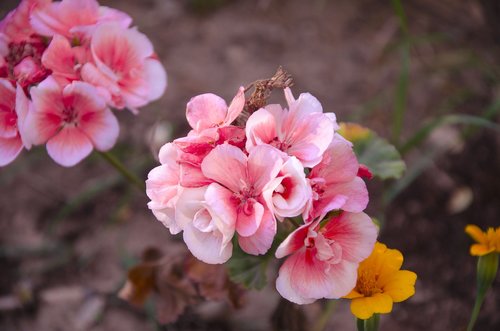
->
left=147, top=87, right=378, bottom=304
left=0, top=0, right=166, bottom=167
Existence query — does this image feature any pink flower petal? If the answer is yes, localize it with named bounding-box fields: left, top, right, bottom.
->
left=183, top=222, right=233, bottom=264
left=0, top=135, right=23, bottom=166
left=41, top=34, right=77, bottom=80
left=224, top=86, right=245, bottom=125
left=80, top=108, right=119, bottom=151
left=236, top=199, right=264, bottom=237
left=322, top=212, right=378, bottom=263
left=245, top=108, right=277, bottom=151
left=310, top=137, right=359, bottom=184
left=204, top=183, right=237, bottom=247
left=275, top=221, right=313, bottom=259
left=275, top=252, right=316, bottom=305
left=321, top=177, right=368, bottom=214
left=323, top=260, right=359, bottom=299
left=144, top=58, right=167, bottom=102
left=15, top=86, right=31, bottom=149
left=46, top=126, right=93, bottom=167
left=276, top=250, right=330, bottom=304
left=201, top=144, right=247, bottom=193
left=238, top=209, right=276, bottom=255
left=247, top=145, right=283, bottom=193
left=186, top=93, right=227, bottom=132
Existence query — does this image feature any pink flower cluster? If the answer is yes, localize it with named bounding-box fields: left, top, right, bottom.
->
left=0, top=0, right=167, bottom=167
left=147, top=87, right=378, bottom=304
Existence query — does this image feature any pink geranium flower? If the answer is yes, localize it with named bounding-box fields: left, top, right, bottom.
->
left=246, top=87, right=337, bottom=167
left=0, top=79, right=30, bottom=166
left=27, top=76, right=119, bottom=166
left=30, top=0, right=132, bottom=39
left=201, top=144, right=283, bottom=255
left=304, top=136, right=369, bottom=222
left=275, top=212, right=378, bottom=304
left=81, top=23, right=166, bottom=112
left=146, top=143, right=183, bottom=235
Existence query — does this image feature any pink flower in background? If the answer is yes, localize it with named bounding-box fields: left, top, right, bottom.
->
left=81, top=23, right=166, bottom=112
left=263, top=155, right=311, bottom=220
left=30, top=0, right=131, bottom=39
left=27, top=76, right=119, bottom=166
left=246, top=87, right=337, bottom=167
left=275, top=212, right=377, bottom=304
left=304, top=136, right=369, bottom=222
left=186, top=87, right=245, bottom=132
left=0, top=79, right=28, bottom=166
left=175, top=187, right=234, bottom=264
left=146, top=143, right=183, bottom=235
left=201, top=144, right=283, bottom=255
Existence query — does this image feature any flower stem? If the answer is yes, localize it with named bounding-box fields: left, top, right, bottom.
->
left=467, top=253, right=499, bottom=331
left=312, top=300, right=337, bottom=331
left=356, top=314, right=380, bottom=331
left=98, top=151, right=146, bottom=192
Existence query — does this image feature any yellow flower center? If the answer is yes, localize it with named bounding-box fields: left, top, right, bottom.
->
left=355, top=270, right=382, bottom=297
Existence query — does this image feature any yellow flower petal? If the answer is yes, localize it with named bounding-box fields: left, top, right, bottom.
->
left=350, top=297, right=375, bottom=320
left=350, top=294, right=393, bottom=320
left=370, top=244, right=404, bottom=286
left=470, top=244, right=495, bottom=256
left=465, top=225, right=487, bottom=244
left=344, top=289, right=364, bottom=299
left=383, top=270, right=417, bottom=302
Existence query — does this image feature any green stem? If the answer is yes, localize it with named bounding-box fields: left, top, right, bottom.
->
left=357, top=318, right=365, bottom=331
left=356, top=314, right=380, bottom=331
left=312, top=300, right=338, bottom=331
left=98, top=151, right=146, bottom=192
left=467, top=253, right=499, bottom=331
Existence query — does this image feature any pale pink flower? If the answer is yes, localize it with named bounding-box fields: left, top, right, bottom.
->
left=263, top=155, right=312, bottom=219
left=27, top=76, right=119, bottom=166
left=146, top=143, right=183, bottom=235
left=201, top=144, right=283, bottom=255
left=186, top=87, right=245, bottom=132
left=245, top=87, right=337, bottom=167
left=304, top=136, right=369, bottom=222
left=30, top=0, right=132, bottom=39
left=81, top=23, right=166, bottom=112
left=275, top=212, right=378, bottom=304
left=175, top=187, right=234, bottom=264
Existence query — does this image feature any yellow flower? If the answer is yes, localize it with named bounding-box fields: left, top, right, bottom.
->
left=338, top=122, right=371, bottom=142
left=344, top=242, right=417, bottom=320
left=465, top=224, right=500, bottom=256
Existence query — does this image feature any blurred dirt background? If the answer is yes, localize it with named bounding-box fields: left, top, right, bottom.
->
left=1, top=0, right=500, bottom=330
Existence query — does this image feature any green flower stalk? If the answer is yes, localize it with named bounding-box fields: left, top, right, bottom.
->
left=465, top=225, right=500, bottom=331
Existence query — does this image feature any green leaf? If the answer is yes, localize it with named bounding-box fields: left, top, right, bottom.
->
left=226, top=244, right=271, bottom=290
left=340, top=123, right=406, bottom=180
